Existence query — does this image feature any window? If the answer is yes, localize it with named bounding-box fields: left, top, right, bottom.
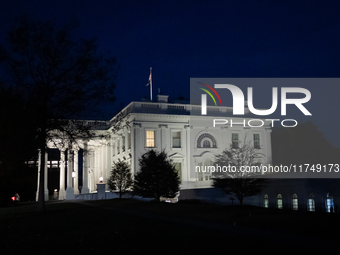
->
left=146, top=130, right=155, bottom=147
left=253, top=134, right=260, bottom=149
left=203, top=140, right=211, bottom=148
left=326, top=193, right=334, bottom=213
left=117, top=140, right=120, bottom=154
left=292, top=193, right=298, bottom=210
left=264, top=194, right=269, bottom=208
left=232, top=133, right=239, bottom=148
left=308, top=193, right=315, bottom=212
left=197, top=133, right=217, bottom=148
left=112, top=142, right=115, bottom=156
left=196, top=159, right=212, bottom=181
left=277, top=194, right=283, bottom=209
left=172, top=131, right=181, bottom=148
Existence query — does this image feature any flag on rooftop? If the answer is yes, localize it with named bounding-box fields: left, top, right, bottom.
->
left=146, top=67, right=152, bottom=86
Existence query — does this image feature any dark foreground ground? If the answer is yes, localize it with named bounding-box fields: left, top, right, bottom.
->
left=0, top=199, right=339, bottom=254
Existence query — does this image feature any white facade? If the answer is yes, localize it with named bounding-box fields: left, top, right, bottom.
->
left=37, top=95, right=272, bottom=200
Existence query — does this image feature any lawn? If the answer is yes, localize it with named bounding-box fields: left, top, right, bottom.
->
left=0, top=199, right=338, bottom=254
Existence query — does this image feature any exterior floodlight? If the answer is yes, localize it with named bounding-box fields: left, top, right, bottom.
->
left=99, top=177, right=103, bottom=183
left=72, top=172, right=76, bottom=178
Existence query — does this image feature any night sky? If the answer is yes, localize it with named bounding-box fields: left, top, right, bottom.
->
left=1, top=1, right=340, bottom=146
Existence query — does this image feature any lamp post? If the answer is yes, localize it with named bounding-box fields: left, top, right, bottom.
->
left=97, top=177, right=105, bottom=199
left=54, top=189, right=58, bottom=200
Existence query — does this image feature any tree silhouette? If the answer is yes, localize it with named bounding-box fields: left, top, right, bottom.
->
left=133, top=150, right=180, bottom=202
left=0, top=16, right=119, bottom=212
left=107, top=161, right=133, bottom=199
left=0, top=85, right=38, bottom=202
left=213, top=142, right=267, bottom=205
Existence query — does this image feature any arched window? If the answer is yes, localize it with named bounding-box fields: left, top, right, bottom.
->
left=292, top=193, right=298, bottom=210
left=197, top=133, right=217, bottom=148
left=308, top=193, right=315, bottom=212
left=277, top=194, right=283, bottom=209
left=264, top=194, right=269, bottom=208
left=203, top=140, right=211, bottom=148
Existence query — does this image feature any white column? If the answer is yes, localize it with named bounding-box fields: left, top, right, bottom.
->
left=59, top=149, right=66, bottom=200
left=102, top=142, right=107, bottom=186
left=74, top=149, right=79, bottom=194
left=130, top=129, right=135, bottom=174
left=265, top=128, right=272, bottom=164
left=99, top=144, right=104, bottom=184
left=118, top=137, right=122, bottom=155
left=112, top=137, right=116, bottom=157
left=94, top=149, right=98, bottom=187
left=184, top=125, right=191, bottom=188
left=44, top=151, right=49, bottom=201
left=106, top=140, right=111, bottom=190
left=35, top=150, right=41, bottom=201
left=66, top=148, right=74, bottom=199
left=124, top=130, right=128, bottom=152
left=159, top=124, right=168, bottom=150
left=81, top=142, right=90, bottom=194
left=133, top=123, right=141, bottom=175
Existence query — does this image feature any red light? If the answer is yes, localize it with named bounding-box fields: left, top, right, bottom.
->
left=11, top=196, right=15, bottom=201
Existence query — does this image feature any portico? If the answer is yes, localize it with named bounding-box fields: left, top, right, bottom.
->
left=36, top=138, right=107, bottom=201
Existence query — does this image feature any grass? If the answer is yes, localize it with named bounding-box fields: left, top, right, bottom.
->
left=0, top=199, right=339, bottom=254
left=89, top=198, right=340, bottom=237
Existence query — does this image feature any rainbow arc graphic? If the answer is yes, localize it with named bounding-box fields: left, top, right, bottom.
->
left=198, top=82, right=223, bottom=106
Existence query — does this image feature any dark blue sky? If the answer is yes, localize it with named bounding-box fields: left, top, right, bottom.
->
left=1, top=0, right=340, bottom=146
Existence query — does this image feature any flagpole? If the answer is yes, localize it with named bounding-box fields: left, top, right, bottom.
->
left=150, top=67, right=152, bottom=101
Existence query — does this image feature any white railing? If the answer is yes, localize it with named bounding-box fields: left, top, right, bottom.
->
left=131, top=101, right=238, bottom=115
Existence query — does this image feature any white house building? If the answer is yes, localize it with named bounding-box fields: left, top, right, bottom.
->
left=36, top=94, right=272, bottom=201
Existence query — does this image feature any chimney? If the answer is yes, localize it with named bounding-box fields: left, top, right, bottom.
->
left=157, top=95, right=169, bottom=103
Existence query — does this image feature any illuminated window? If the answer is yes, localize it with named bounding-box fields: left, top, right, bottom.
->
left=51, top=160, right=59, bottom=168
left=172, top=131, right=181, bottom=148
left=232, top=133, right=239, bottom=148
left=326, top=193, right=334, bottom=213
left=308, top=193, right=315, bottom=212
left=253, top=134, right=260, bottom=149
left=264, top=194, right=269, bottom=208
left=292, top=193, right=298, bottom=210
left=146, top=130, right=155, bottom=147
left=277, top=194, right=283, bottom=209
